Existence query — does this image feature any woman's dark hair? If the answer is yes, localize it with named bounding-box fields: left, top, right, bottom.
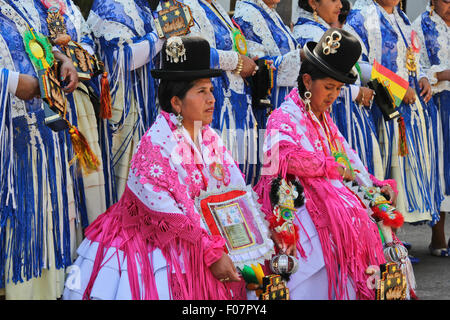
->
left=157, top=79, right=197, bottom=113
left=338, top=0, right=351, bottom=24
left=298, top=0, right=319, bottom=13
left=296, top=59, right=329, bottom=98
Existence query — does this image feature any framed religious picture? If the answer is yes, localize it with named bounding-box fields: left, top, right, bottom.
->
left=154, top=0, right=194, bottom=39
left=195, top=186, right=274, bottom=270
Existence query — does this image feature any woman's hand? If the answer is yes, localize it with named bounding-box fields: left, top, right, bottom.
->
left=418, top=77, right=432, bottom=103
left=402, top=86, right=416, bottom=105
left=209, top=252, right=241, bottom=283
left=436, top=69, right=450, bottom=82
left=53, top=50, right=79, bottom=93
left=380, top=184, right=397, bottom=207
left=337, top=165, right=355, bottom=182
left=59, top=59, right=79, bottom=93
left=240, top=55, right=258, bottom=78
left=356, top=87, right=375, bottom=107
left=15, top=74, right=40, bottom=101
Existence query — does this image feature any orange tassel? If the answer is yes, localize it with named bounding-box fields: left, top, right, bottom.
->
left=398, top=116, right=409, bottom=157
left=99, top=72, right=112, bottom=119
left=68, top=124, right=100, bottom=174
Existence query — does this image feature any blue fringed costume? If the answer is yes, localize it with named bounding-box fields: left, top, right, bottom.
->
left=345, top=0, right=443, bottom=224
left=414, top=5, right=450, bottom=214
left=86, top=0, right=164, bottom=199
left=181, top=0, right=258, bottom=185
left=0, top=0, right=96, bottom=299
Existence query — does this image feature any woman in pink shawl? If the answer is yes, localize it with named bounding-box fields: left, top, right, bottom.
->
left=61, top=36, right=264, bottom=300
left=255, top=28, right=399, bottom=300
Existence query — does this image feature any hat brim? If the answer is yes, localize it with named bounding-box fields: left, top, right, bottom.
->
left=151, top=69, right=224, bottom=81
left=303, top=41, right=358, bottom=84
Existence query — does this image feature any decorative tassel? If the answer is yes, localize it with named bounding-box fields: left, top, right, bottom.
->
left=68, top=124, right=100, bottom=174
left=398, top=116, right=409, bottom=156
left=99, top=72, right=112, bottom=119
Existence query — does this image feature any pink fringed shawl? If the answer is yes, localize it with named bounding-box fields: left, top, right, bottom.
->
left=82, top=112, right=246, bottom=300
left=254, top=88, right=386, bottom=300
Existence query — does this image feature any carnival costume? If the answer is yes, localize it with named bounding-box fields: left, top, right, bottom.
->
left=254, top=29, right=391, bottom=300
left=232, top=0, right=301, bottom=186
left=345, top=0, right=442, bottom=224
left=0, top=0, right=91, bottom=299
left=181, top=0, right=258, bottom=186
left=34, top=0, right=107, bottom=226
left=413, top=4, right=450, bottom=213
left=62, top=37, right=273, bottom=300
left=86, top=0, right=164, bottom=199
left=293, top=5, right=384, bottom=179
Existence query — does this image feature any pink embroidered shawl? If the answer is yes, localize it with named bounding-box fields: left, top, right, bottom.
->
left=254, top=88, right=386, bottom=300
left=82, top=111, right=246, bottom=300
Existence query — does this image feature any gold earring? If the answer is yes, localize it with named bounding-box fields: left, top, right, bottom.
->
left=399, top=1, right=403, bottom=11
left=304, top=91, right=312, bottom=112
left=430, top=4, right=434, bottom=16
left=313, top=9, right=319, bottom=22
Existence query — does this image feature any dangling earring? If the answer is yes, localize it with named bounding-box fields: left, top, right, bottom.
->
left=313, top=9, right=319, bottom=23
left=304, top=91, right=312, bottom=112
left=430, top=4, right=434, bottom=16
left=176, top=113, right=183, bottom=130
left=399, top=1, right=403, bottom=11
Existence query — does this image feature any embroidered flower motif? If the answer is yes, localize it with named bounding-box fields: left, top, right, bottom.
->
left=191, top=170, right=202, bottom=184
left=149, top=164, right=164, bottom=178
left=313, top=139, right=322, bottom=150
left=280, top=123, right=293, bottom=132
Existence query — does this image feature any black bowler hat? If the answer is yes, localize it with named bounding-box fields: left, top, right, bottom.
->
left=151, top=36, right=223, bottom=81
left=303, top=28, right=361, bottom=84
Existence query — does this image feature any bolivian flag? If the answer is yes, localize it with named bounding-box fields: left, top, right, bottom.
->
left=371, top=60, right=409, bottom=107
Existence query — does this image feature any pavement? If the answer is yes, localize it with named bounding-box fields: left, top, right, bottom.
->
left=397, top=221, right=450, bottom=300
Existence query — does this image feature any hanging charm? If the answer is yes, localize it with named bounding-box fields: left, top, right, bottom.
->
left=322, top=31, right=342, bottom=55
left=166, top=36, right=187, bottom=63
left=176, top=112, right=183, bottom=129
left=304, top=91, right=312, bottom=112
left=405, top=47, right=417, bottom=76
left=313, top=9, right=319, bottom=23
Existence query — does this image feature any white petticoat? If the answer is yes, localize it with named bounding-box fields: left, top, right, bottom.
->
left=62, top=240, right=253, bottom=300
left=286, top=205, right=356, bottom=300
left=63, top=205, right=356, bottom=300
left=62, top=239, right=175, bottom=300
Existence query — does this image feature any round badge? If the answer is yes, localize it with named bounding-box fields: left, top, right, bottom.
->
left=209, top=162, right=225, bottom=181
left=232, top=30, right=247, bottom=55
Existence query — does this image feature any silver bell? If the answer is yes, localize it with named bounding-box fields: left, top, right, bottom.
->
left=270, top=253, right=299, bottom=276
